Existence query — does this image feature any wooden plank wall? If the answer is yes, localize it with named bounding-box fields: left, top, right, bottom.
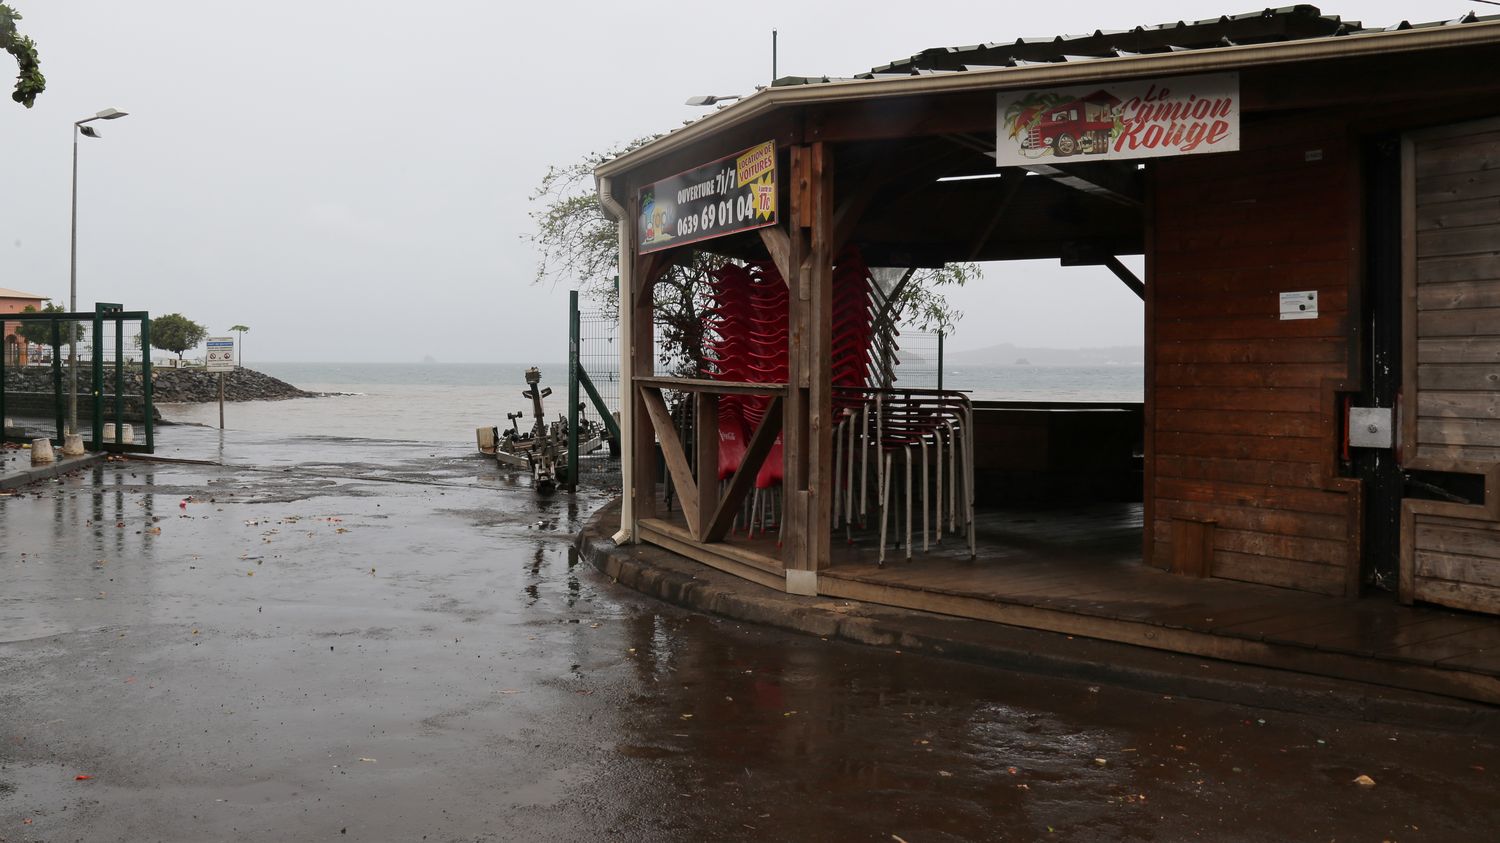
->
left=1404, top=118, right=1500, bottom=614
left=1149, top=115, right=1360, bottom=596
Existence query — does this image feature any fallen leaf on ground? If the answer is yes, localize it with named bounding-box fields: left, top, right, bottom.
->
left=74, top=774, right=92, bottom=781
left=1354, top=774, right=1376, bottom=787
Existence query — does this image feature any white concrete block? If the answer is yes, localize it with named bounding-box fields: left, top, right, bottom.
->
left=31, top=438, right=55, bottom=465
left=785, top=569, right=818, bottom=596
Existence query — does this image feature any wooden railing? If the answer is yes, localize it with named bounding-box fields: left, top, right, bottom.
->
left=635, top=376, right=785, bottom=544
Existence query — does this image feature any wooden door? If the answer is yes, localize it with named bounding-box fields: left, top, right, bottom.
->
left=1399, top=117, right=1500, bottom=613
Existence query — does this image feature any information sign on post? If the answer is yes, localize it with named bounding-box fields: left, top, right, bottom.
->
left=205, top=337, right=236, bottom=372
left=206, top=337, right=235, bottom=429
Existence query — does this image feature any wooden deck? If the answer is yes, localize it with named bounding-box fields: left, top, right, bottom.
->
left=646, top=503, right=1500, bottom=705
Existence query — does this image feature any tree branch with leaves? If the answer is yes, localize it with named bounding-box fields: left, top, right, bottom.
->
left=0, top=4, right=45, bottom=108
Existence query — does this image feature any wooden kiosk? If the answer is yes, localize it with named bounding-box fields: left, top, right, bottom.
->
left=596, top=7, right=1500, bottom=703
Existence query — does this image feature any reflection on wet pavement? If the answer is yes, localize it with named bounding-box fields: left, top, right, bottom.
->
left=0, top=430, right=1496, bottom=841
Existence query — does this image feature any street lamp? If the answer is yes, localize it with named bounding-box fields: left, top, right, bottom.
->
left=684, top=94, right=742, bottom=107
left=68, top=107, right=128, bottom=435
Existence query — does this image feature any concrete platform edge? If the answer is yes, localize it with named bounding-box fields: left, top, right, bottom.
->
left=0, top=452, right=106, bottom=490
left=577, top=499, right=1500, bottom=734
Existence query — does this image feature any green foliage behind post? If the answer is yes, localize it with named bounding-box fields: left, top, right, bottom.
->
left=15, top=303, right=82, bottom=345
left=151, top=313, right=208, bottom=360
left=0, top=4, right=45, bottom=108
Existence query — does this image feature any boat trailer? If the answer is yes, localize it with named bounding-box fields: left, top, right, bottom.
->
left=477, top=367, right=605, bottom=494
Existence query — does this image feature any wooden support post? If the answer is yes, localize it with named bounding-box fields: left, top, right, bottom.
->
left=629, top=229, right=662, bottom=524
left=1170, top=518, right=1216, bottom=578
left=694, top=392, right=718, bottom=541
left=783, top=142, right=835, bottom=574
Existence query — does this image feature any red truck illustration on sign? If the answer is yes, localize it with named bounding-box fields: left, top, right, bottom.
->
left=996, top=73, right=1239, bottom=166
left=1010, top=89, right=1121, bottom=157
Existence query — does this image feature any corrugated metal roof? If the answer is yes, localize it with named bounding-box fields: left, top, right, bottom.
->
left=772, top=5, right=1499, bottom=86
left=597, top=8, right=1500, bottom=181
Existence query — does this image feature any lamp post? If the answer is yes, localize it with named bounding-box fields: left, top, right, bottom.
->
left=68, top=107, right=128, bottom=435
left=684, top=94, right=742, bottom=107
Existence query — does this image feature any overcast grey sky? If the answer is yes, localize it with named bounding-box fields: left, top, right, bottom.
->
left=0, top=1, right=1431, bottom=361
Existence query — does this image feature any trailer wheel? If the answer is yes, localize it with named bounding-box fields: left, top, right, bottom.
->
left=1055, top=133, right=1078, bottom=157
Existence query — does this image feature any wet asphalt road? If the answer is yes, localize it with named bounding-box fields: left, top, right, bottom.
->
left=1, top=430, right=1498, bottom=842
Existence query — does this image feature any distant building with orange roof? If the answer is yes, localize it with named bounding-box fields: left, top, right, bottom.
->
left=1, top=287, right=52, bottom=365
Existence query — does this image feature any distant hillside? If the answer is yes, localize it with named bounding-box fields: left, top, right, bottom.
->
left=943, top=343, right=1144, bottom=367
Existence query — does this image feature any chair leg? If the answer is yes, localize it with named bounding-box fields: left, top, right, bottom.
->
left=904, top=445, right=913, bottom=561
left=934, top=431, right=943, bottom=544
left=859, top=406, right=870, bottom=528
left=944, top=420, right=958, bottom=534
left=921, top=439, right=929, bottom=554
left=878, top=451, right=891, bottom=567
left=846, top=413, right=856, bottom=543
left=833, top=419, right=844, bottom=530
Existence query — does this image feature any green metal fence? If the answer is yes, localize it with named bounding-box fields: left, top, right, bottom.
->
left=566, top=290, right=620, bottom=492
left=1, top=302, right=154, bottom=453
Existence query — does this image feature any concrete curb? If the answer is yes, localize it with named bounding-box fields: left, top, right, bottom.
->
left=577, top=499, right=1500, bottom=733
left=0, top=452, right=107, bottom=490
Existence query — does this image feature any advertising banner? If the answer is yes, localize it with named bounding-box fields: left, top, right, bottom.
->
left=638, top=141, right=777, bottom=254
left=995, top=73, right=1239, bottom=166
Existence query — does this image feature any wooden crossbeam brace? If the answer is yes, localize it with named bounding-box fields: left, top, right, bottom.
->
left=759, top=226, right=793, bottom=284
left=704, top=395, right=784, bottom=542
left=966, top=169, right=1026, bottom=261
left=640, top=385, right=699, bottom=535
left=1102, top=255, right=1146, bottom=300
left=633, top=247, right=686, bottom=299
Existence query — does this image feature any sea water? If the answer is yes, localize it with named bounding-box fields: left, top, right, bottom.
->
left=155, top=361, right=1143, bottom=443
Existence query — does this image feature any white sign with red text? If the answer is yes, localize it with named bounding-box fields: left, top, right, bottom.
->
left=995, top=73, right=1239, bottom=166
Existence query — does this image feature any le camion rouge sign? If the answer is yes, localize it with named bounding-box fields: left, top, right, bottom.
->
left=995, top=73, right=1239, bottom=166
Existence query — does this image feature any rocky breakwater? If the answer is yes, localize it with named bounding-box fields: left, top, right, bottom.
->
left=153, top=367, right=314, bottom=403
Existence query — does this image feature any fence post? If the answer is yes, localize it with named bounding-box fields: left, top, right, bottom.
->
left=50, top=320, right=63, bottom=442
left=0, top=326, right=6, bottom=438
left=567, top=290, right=580, bottom=493
left=92, top=308, right=104, bottom=449
left=141, top=317, right=154, bottom=451
left=115, top=314, right=126, bottom=443
left=937, top=330, right=944, bottom=392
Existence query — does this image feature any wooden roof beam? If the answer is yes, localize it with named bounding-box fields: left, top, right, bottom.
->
left=1059, top=243, right=1144, bottom=299
left=1022, top=161, right=1144, bottom=208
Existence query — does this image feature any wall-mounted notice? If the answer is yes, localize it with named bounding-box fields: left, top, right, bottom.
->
left=638, top=141, right=777, bottom=254
left=1279, top=291, right=1319, bottom=321
left=996, top=73, right=1239, bottom=166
